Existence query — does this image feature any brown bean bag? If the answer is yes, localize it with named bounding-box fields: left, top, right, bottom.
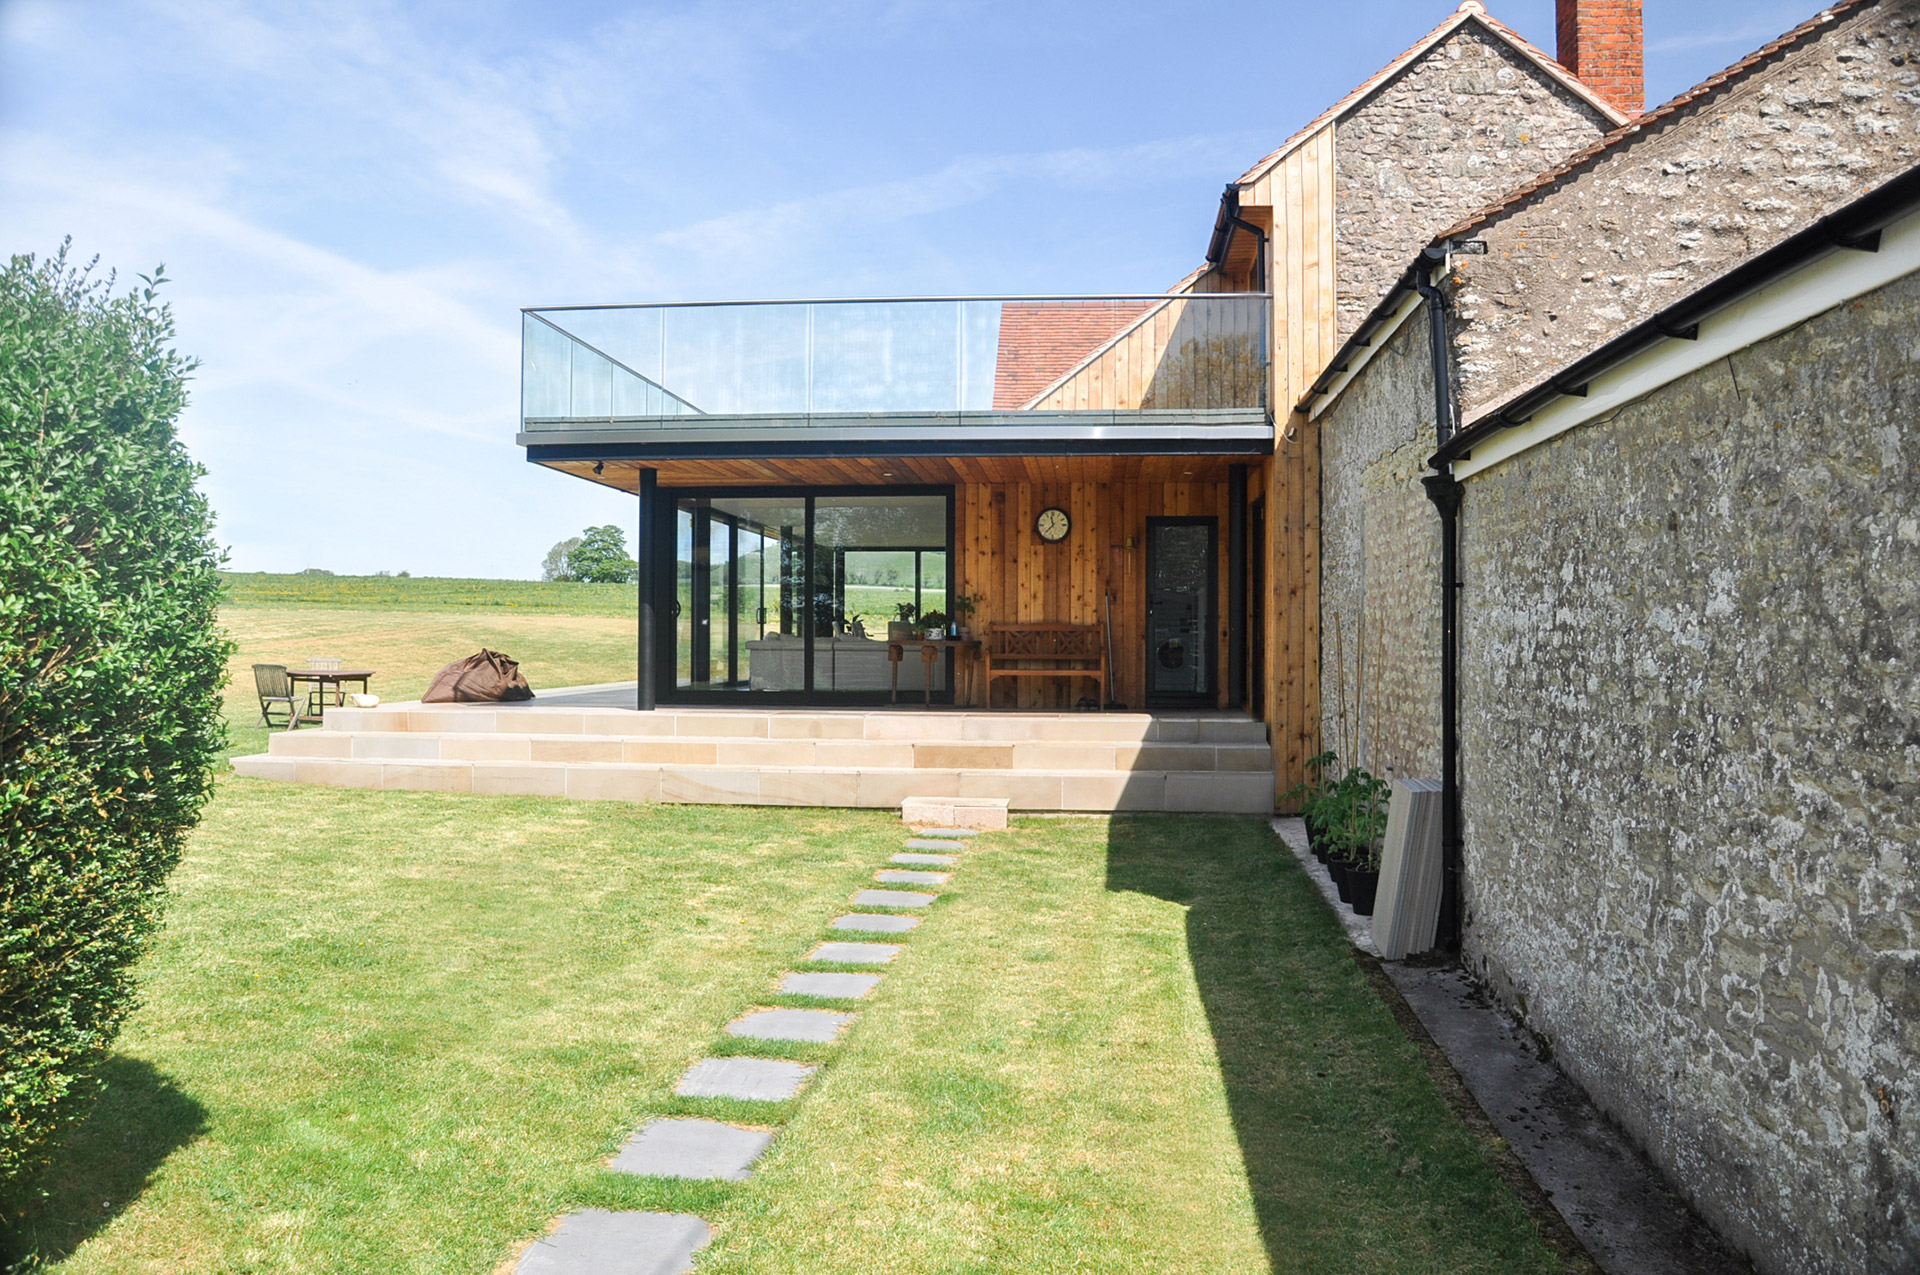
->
left=422, top=649, right=535, bottom=703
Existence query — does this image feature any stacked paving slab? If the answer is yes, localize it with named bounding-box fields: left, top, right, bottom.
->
left=233, top=705, right=1273, bottom=813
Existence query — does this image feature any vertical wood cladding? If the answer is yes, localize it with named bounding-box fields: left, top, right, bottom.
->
left=955, top=480, right=1229, bottom=710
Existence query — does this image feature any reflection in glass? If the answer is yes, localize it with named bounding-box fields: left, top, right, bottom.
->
left=670, top=493, right=949, bottom=698
left=522, top=295, right=1267, bottom=424
left=675, top=497, right=804, bottom=693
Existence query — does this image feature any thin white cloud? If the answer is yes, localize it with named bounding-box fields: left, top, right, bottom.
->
left=658, top=136, right=1245, bottom=281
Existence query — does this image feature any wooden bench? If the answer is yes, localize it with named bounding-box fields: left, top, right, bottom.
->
left=983, top=623, right=1106, bottom=708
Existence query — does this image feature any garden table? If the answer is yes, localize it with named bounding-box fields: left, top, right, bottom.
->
left=286, top=669, right=375, bottom=722
left=887, top=639, right=980, bottom=707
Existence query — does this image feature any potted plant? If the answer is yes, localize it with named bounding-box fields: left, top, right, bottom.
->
left=951, top=593, right=980, bottom=640
left=889, top=603, right=917, bottom=643
left=1284, top=751, right=1338, bottom=864
left=1321, top=765, right=1389, bottom=915
left=920, top=609, right=949, bottom=640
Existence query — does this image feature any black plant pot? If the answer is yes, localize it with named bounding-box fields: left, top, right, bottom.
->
left=1330, top=858, right=1353, bottom=903
left=1348, top=867, right=1380, bottom=916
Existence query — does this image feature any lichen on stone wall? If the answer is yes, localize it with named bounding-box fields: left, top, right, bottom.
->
left=1452, top=2, right=1920, bottom=422
left=1316, top=311, right=1443, bottom=780
left=1333, top=23, right=1612, bottom=345
left=1457, top=270, right=1920, bottom=1275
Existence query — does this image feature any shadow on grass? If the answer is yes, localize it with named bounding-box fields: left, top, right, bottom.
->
left=1104, top=815, right=1558, bottom=1275
left=2, top=1057, right=208, bottom=1270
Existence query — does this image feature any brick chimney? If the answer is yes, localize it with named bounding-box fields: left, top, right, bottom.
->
left=1556, top=0, right=1645, bottom=118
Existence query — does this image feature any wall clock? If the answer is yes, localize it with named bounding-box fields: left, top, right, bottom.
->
left=1035, top=507, right=1071, bottom=543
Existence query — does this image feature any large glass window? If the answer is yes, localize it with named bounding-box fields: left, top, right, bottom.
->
left=669, top=491, right=949, bottom=700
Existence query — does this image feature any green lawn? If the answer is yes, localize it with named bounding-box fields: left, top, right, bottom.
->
left=11, top=795, right=1568, bottom=1274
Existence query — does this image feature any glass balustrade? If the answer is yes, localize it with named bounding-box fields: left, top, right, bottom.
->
left=521, top=294, right=1268, bottom=428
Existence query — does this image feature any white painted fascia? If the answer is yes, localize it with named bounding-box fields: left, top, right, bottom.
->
left=1453, top=203, right=1920, bottom=481
left=1307, top=286, right=1426, bottom=422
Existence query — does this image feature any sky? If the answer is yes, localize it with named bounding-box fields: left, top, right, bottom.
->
left=0, top=0, right=1820, bottom=578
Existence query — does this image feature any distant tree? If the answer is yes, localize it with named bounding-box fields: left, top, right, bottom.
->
left=567, top=525, right=637, bottom=584
left=0, top=244, right=228, bottom=1206
left=541, top=535, right=583, bottom=582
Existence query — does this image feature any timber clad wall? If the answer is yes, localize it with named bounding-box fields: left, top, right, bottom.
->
left=955, top=479, right=1230, bottom=711
left=1024, top=296, right=1267, bottom=412
left=993, top=302, right=1154, bottom=409
left=1239, top=126, right=1336, bottom=800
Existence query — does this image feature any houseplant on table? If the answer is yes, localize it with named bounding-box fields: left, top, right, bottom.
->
left=950, top=593, right=979, bottom=640
left=919, top=609, right=949, bottom=640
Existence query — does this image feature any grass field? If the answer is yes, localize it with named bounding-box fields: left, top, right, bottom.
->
left=217, top=574, right=639, bottom=761
left=12, top=797, right=1567, bottom=1274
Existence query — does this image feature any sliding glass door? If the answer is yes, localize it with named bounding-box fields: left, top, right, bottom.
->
left=669, top=489, right=951, bottom=703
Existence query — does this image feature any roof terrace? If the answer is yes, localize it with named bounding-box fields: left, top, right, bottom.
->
left=519, top=294, right=1270, bottom=458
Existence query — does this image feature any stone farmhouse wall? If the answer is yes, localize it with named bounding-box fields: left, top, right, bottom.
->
left=1333, top=22, right=1612, bottom=344
left=1452, top=0, right=1920, bottom=420
left=1315, top=315, right=1441, bottom=782
left=1457, top=271, right=1920, bottom=1275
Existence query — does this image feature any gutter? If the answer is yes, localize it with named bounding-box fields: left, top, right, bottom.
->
left=1434, top=162, right=1920, bottom=468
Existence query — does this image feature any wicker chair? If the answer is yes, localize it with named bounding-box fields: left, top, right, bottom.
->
left=252, top=664, right=301, bottom=730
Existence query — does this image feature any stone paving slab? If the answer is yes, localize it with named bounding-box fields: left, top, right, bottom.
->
left=780, top=971, right=881, bottom=999
left=727, top=1008, right=854, bottom=1042
left=832, top=913, right=920, bottom=932
left=891, top=852, right=958, bottom=866
left=876, top=869, right=951, bottom=886
left=514, top=1209, right=709, bottom=1275
left=911, top=827, right=980, bottom=838
left=675, top=1056, right=813, bottom=1101
left=905, top=838, right=967, bottom=851
left=808, top=941, right=902, bottom=963
left=853, top=889, right=936, bottom=908
left=610, top=1119, right=773, bottom=1182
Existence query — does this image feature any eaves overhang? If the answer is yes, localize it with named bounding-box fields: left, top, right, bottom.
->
left=519, top=407, right=1274, bottom=462
left=1436, top=162, right=1920, bottom=473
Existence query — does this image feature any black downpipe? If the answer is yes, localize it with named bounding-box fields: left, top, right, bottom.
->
left=1415, top=249, right=1464, bottom=953
left=1228, top=463, right=1248, bottom=710
left=635, top=466, right=659, bottom=711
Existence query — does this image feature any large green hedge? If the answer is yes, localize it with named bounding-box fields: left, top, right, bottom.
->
left=0, top=245, right=228, bottom=1205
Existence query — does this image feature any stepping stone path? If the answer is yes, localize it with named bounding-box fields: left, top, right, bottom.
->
left=727, top=1008, right=854, bottom=1042
left=807, top=941, right=901, bottom=963
left=612, top=1119, right=772, bottom=1181
left=853, top=888, right=936, bottom=908
left=875, top=869, right=950, bottom=886
left=514, top=1209, right=709, bottom=1275
left=781, top=971, right=881, bottom=998
left=675, top=1056, right=813, bottom=1101
left=520, top=814, right=991, bottom=1272
left=912, top=828, right=980, bottom=838
left=833, top=913, right=919, bottom=932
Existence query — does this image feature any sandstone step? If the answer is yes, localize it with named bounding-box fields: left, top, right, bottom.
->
left=230, top=754, right=1276, bottom=814
left=305, top=705, right=1269, bottom=745
left=262, top=728, right=1271, bottom=774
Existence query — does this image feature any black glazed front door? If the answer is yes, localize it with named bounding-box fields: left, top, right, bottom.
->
left=1145, top=517, right=1215, bottom=706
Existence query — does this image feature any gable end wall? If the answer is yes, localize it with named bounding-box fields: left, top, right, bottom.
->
left=1333, top=23, right=1612, bottom=343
